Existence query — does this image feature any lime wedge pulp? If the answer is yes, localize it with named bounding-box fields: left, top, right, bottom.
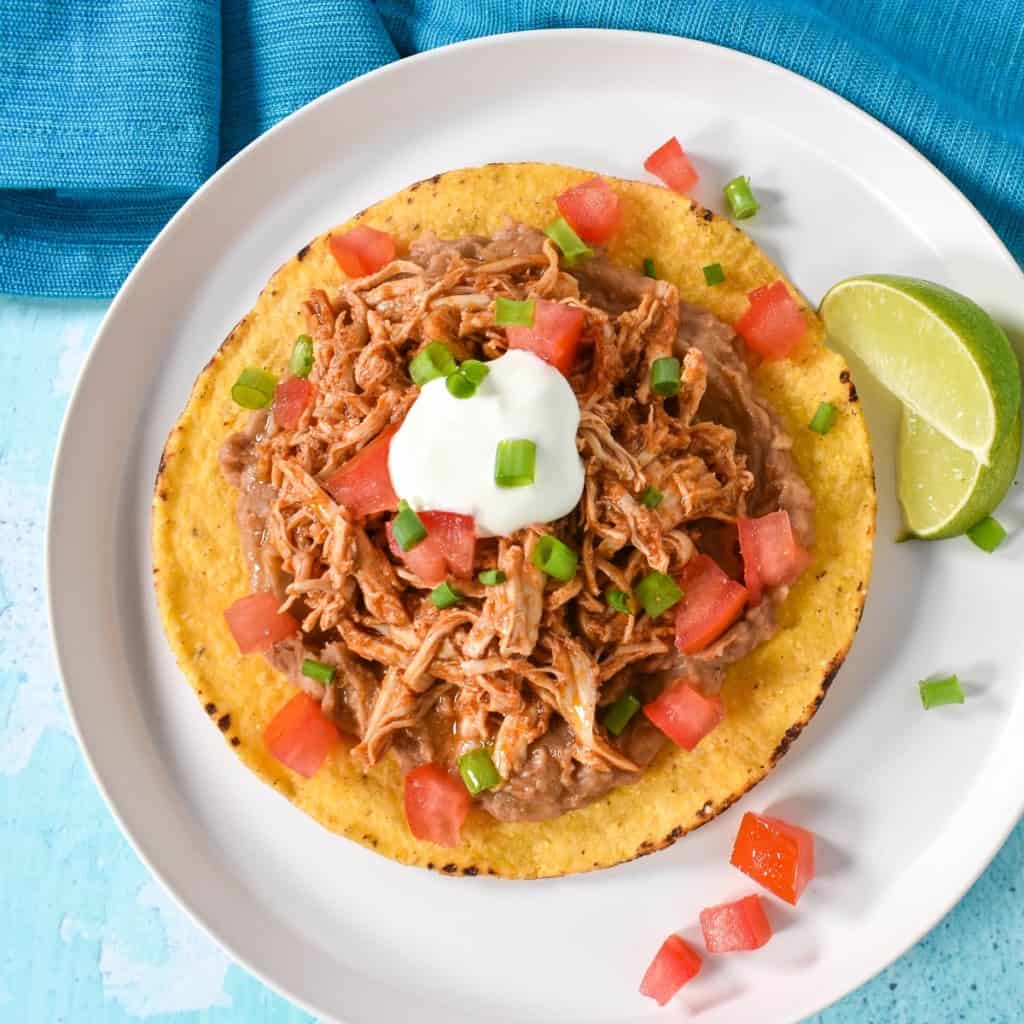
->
left=899, top=409, right=1020, bottom=539
left=820, top=275, right=1020, bottom=465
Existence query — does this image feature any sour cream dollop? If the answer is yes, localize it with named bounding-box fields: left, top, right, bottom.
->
left=388, top=349, right=584, bottom=537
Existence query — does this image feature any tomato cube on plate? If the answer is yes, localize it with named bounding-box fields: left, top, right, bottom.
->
left=674, top=553, right=748, bottom=654
left=730, top=811, right=816, bottom=905
left=644, top=681, right=724, bottom=751
left=329, top=224, right=396, bottom=277
left=506, top=299, right=585, bottom=375
left=264, top=692, right=339, bottom=778
left=737, top=509, right=812, bottom=605
left=224, top=592, right=299, bottom=654
left=735, top=280, right=806, bottom=360
left=700, top=894, right=773, bottom=952
left=387, top=510, right=476, bottom=586
left=404, top=763, right=472, bottom=847
left=273, top=377, right=314, bottom=430
left=644, top=136, right=699, bottom=195
left=555, top=176, right=622, bottom=245
left=639, top=934, right=702, bottom=1006
left=325, top=424, right=400, bottom=517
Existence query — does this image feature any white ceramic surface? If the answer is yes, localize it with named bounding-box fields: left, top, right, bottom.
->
left=47, top=30, right=1024, bottom=1024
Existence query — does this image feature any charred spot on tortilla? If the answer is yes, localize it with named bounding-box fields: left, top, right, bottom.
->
left=204, top=702, right=216, bottom=715
left=217, top=713, right=231, bottom=732
left=152, top=163, right=874, bottom=878
left=296, top=243, right=311, bottom=261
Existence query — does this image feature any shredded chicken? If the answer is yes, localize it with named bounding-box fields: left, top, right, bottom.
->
left=222, top=221, right=805, bottom=821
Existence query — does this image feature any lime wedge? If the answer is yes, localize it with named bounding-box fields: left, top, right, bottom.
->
left=820, top=276, right=1020, bottom=465
left=899, top=409, right=1020, bottom=539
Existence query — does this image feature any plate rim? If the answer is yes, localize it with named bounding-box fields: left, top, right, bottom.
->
left=45, top=27, right=1024, bottom=1024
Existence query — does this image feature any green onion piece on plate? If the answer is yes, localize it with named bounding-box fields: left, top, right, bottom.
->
left=289, top=335, right=314, bottom=378
left=460, top=359, right=489, bottom=386
left=430, top=581, right=462, bottom=609
left=409, top=341, right=457, bottom=386
left=446, top=370, right=477, bottom=399
left=643, top=257, right=657, bottom=279
left=602, top=694, right=641, bottom=736
left=231, top=367, right=278, bottom=410
left=545, top=217, right=593, bottom=265
left=478, top=569, right=506, bottom=586
left=809, top=401, right=838, bottom=435
left=723, top=176, right=760, bottom=220
left=966, top=516, right=1007, bottom=553
left=458, top=747, right=501, bottom=795
left=532, top=535, right=578, bottom=581
left=640, top=485, right=663, bottom=509
left=919, top=674, right=965, bottom=709
left=702, top=263, right=725, bottom=286
left=495, top=438, right=537, bottom=487
left=392, top=500, right=427, bottom=551
left=605, top=588, right=633, bottom=614
left=635, top=570, right=683, bottom=618
left=650, top=356, right=681, bottom=397
left=301, top=658, right=336, bottom=685
left=494, top=296, right=535, bottom=327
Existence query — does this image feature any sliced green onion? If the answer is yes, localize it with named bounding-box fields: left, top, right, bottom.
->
left=702, top=263, right=725, bottom=286
left=809, top=401, right=837, bottom=435
left=495, top=438, right=537, bottom=488
left=635, top=570, right=683, bottom=618
left=392, top=500, right=427, bottom=551
left=460, top=359, right=489, bottom=385
left=605, top=588, right=633, bottom=614
left=478, top=569, right=506, bottom=586
left=919, top=674, right=965, bottom=710
left=643, top=257, right=657, bottom=279
left=446, top=370, right=477, bottom=399
left=640, top=486, right=663, bottom=509
left=723, top=176, right=759, bottom=220
left=494, top=296, right=535, bottom=327
left=409, top=341, right=457, bottom=386
left=532, top=535, right=578, bottom=582
left=650, top=356, right=681, bottom=397
left=967, top=516, right=1007, bottom=553
left=231, top=367, right=278, bottom=409
left=458, top=747, right=501, bottom=795
left=289, top=335, right=314, bottom=378
left=430, top=581, right=463, bottom=609
left=301, top=658, right=336, bottom=685
left=545, top=217, right=593, bottom=265
left=602, top=694, right=641, bottom=736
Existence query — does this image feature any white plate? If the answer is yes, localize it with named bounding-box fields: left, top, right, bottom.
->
left=47, top=29, right=1024, bottom=1024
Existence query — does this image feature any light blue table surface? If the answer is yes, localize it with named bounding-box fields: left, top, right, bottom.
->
left=1, top=294, right=1021, bottom=1022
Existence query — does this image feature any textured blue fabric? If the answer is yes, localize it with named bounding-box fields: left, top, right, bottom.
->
left=1, top=0, right=1021, bottom=298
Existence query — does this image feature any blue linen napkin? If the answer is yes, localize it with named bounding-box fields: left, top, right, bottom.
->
left=1, top=0, right=1021, bottom=298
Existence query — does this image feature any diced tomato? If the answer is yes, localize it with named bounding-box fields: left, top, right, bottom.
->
left=506, top=299, right=585, bottom=375
left=264, top=692, right=339, bottom=778
left=329, top=225, right=396, bottom=277
left=737, top=510, right=812, bottom=605
left=404, top=763, right=472, bottom=847
left=674, top=554, right=748, bottom=654
left=644, top=681, right=724, bottom=751
left=272, top=377, right=314, bottom=431
left=324, top=424, right=400, bottom=517
left=735, top=281, right=806, bottom=360
left=224, top=592, right=299, bottom=654
left=555, top=176, right=622, bottom=245
left=730, top=812, right=816, bottom=905
left=644, top=136, right=699, bottom=194
left=387, top=510, right=476, bottom=585
left=639, top=935, right=702, bottom=1006
left=700, top=895, right=773, bottom=953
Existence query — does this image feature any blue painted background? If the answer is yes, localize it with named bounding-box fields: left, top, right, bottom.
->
left=1, top=295, right=1021, bottom=1020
